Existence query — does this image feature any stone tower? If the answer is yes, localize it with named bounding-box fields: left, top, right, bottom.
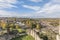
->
left=58, top=20, right=60, bottom=39
left=56, top=20, right=60, bottom=40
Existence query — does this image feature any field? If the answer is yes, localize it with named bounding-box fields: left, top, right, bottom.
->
left=11, top=35, right=35, bottom=40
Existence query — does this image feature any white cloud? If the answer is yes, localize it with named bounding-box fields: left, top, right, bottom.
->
left=37, top=3, right=60, bottom=13
left=36, top=2, right=60, bottom=18
left=29, top=0, right=42, bottom=2
left=0, top=10, right=32, bottom=17
left=0, top=0, right=17, bottom=4
left=0, top=0, right=18, bottom=8
left=0, top=0, right=60, bottom=18
left=21, top=1, right=60, bottom=18
left=22, top=5, right=40, bottom=11
left=51, top=0, right=60, bottom=4
left=0, top=10, right=17, bottom=17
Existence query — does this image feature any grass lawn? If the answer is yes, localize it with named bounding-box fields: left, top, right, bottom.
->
left=11, top=35, right=35, bottom=40
left=22, top=35, right=35, bottom=40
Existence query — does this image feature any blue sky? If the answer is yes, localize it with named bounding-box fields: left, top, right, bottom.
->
left=0, top=0, right=60, bottom=18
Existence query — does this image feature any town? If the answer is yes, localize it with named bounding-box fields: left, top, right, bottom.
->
left=0, top=17, right=59, bottom=40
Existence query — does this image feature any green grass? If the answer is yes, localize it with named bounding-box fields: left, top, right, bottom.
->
left=22, top=35, right=35, bottom=40
left=11, top=35, right=35, bottom=40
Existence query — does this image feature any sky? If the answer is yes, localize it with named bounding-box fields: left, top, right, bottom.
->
left=0, top=0, right=60, bottom=18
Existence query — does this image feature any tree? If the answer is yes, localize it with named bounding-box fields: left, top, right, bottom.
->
left=31, top=23, right=36, bottom=29
left=1, top=22, right=7, bottom=29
